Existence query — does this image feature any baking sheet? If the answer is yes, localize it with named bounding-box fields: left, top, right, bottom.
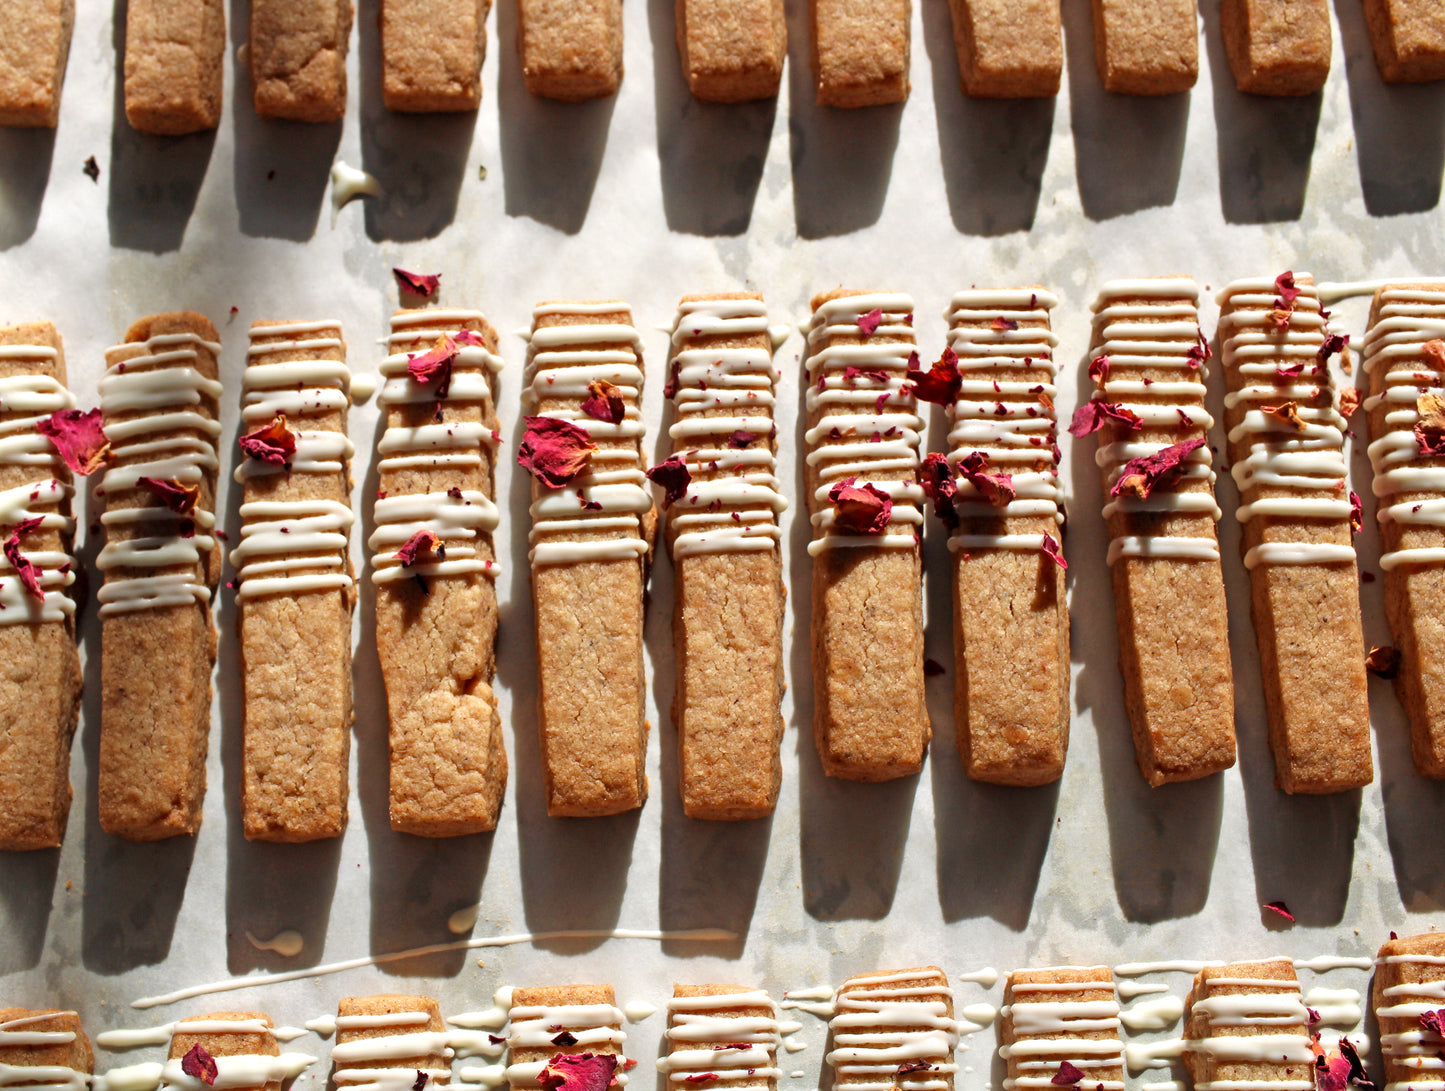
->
left=2, top=0, right=1445, bottom=1085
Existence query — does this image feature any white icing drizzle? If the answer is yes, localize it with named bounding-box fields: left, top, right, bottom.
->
left=944, top=288, right=1062, bottom=557
left=1378, top=949, right=1445, bottom=1091
left=826, top=968, right=959, bottom=1091
left=665, top=296, right=787, bottom=559
left=655, top=990, right=781, bottom=1089
left=1293, top=956, right=1375, bottom=973
left=1217, top=275, right=1356, bottom=570
left=159, top=1017, right=314, bottom=1091
left=333, top=1011, right=452, bottom=1091
left=504, top=1002, right=627, bottom=1088
left=1120, top=997, right=1184, bottom=1033
left=1087, top=278, right=1221, bottom=566
left=622, top=1004, right=656, bottom=1024
left=369, top=309, right=502, bottom=584
left=97, top=331, right=221, bottom=616
left=524, top=303, right=650, bottom=567
left=1304, top=988, right=1363, bottom=1027
left=1361, top=285, right=1445, bottom=570
left=1000, top=970, right=1123, bottom=1091
left=804, top=293, right=923, bottom=555
left=1319, top=279, right=1445, bottom=305
left=230, top=320, right=355, bottom=601
left=1115, top=962, right=1222, bottom=976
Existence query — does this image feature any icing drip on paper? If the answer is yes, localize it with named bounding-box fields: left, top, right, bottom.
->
left=244, top=929, right=304, bottom=958
left=330, top=162, right=380, bottom=225
left=826, top=968, right=960, bottom=1091
left=655, top=990, right=781, bottom=1090
left=1000, top=971, right=1124, bottom=1091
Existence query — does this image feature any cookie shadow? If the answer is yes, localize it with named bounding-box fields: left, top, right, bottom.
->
left=1241, top=774, right=1361, bottom=925
left=785, top=0, right=902, bottom=239
left=0, top=848, right=58, bottom=973
left=1336, top=0, right=1445, bottom=216
left=1199, top=0, right=1320, bottom=224
left=922, top=0, right=1055, bottom=236
left=1375, top=674, right=1445, bottom=910
left=0, top=127, right=56, bottom=250
left=230, top=0, right=342, bottom=242
left=1061, top=0, right=1190, bottom=221
left=494, top=0, right=614, bottom=234
left=356, top=0, right=476, bottom=242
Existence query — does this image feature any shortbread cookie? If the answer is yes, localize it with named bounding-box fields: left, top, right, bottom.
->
left=1218, top=274, right=1371, bottom=793
left=1182, top=959, right=1312, bottom=1091
left=124, top=0, right=225, bottom=134
left=98, top=313, right=222, bottom=840
left=0, top=0, right=74, bottom=127
left=519, top=0, right=623, bottom=101
left=1081, top=278, right=1235, bottom=785
left=812, top=0, right=910, bottom=107
left=334, top=996, right=451, bottom=1091
left=676, top=0, right=786, bottom=102
left=0, top=323, right=81, bottom=851
left=250, top=0, right=352, bottom=121
left=1364, top=0, right=1445, bottom=83
left=659, top=986, right=781, bottom=1091
left=1090, top=0, right=1198, bottom=94
left=233, top=321, right=354, bottom=843
left=663, top=294, right=785, bottom=819
left=371, top=308, right=506, bottom=836
left=1221, top=0, right=1330, bottom=95
left=381, top=0, right=489, bottom=111
left=1374, top=931, right=1445, bottom=1087
left=1363, top=284, right=1445, bottom=776
left=505, top=986, right=626, bottom=1091
left=525, top=302, right=653, bottom=816
left=0, top=1009, right=94, bottom=1087
left=165, top=1013, right=314, bottom=1091
left=827, top=968, right=958, bottom=1091
left=1001, top=968, right=1122, bottom=1091
left=805, top=290, right=928, bottom=780
left=943, top=289, right=1068, bottom=786
left=946, top=0, right=1061, bottom=98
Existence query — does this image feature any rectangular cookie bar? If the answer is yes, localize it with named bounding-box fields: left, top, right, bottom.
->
left=827, top=968, right=957, bottom=1091
left=372, top=308, right=506, bottom=836
left=676, top=0, right=786, bottom=102
left=1083, top=278, right=1235, bottom=785
left=525, top=302, right=653, bottom=816
left=519, top=0, right=623, bottom=101
left=1001, top=967, right=1122, bottom=1091
left=1221, top=0, right=1330, bottom=95
left=165, top=1013, right=312, bottom=1091
left=1364, top=0, right=1445, bottom=82
left=1363, top=283, right=1445, bottom=776
left=1182, top=959, right=1312, bottom=1091
left=946, top=0, right=1061, bottom=98
left=124, top=0, right=225, bottom=134
left=1090, top=0, right=1198, bottom=94
left=944, top=289, right=1068, bottom=786
left=0, top=323, right=82, bottom=851
left=805, top=290, right=928, bottom=780
left=0, top=0, right=74, bottom=127
left=505, top=986, right=626, bottom=1091
left=661, top=986, right=781, bottom=1091
left=334, top=996, right=451, bottom=1091
left=249, top=0, right=353, bottom=121
left=0, top=1009, right=94, bottom=1086
left=663, top=294, right=785, bottom=819
left=381, top=0, right=489, bottom=111
left=98, top=313, right=222, bottom=840
left=1375, top=931, right=1445, bottom=1085
left=234, top=320, right=355, bottom=843
left=812, top=0, right=910, bottom=107
left=1218, top=274, right=1372, bottom=793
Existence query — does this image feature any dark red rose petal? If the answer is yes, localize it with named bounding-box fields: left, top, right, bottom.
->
left=37, top=408, right=111, bottom=476
left=538, top=1053, right=618, bottom=1091
left=182, top=1044, right=219, bottom=1087
left=828, top=478, right=892, bottom=535
left=138, top=476, right=200, bottom=515
left=581, top=380, right=626, bottom=426
left=906, top=347, right=962, bottom=406
left=239, top=414, right=297, bottom=466
left=518, top=416, right=597, bottom=489
left=646, top=455, right=692, bottom=507
left=394, top=268, right=442, bottom=297
left=1068, top=400, right=1143, bottom=437
left=1110, top=438, right=1205, bottom=501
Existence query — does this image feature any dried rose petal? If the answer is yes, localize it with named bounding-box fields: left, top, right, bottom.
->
left=856, top=308, right=883, bottom=337
left=3, top=517, right=45, bottom=602
left=37, top=408, right=111, bottom=476
left=1261, top=402, right=1307, bottom=430
left=1276, top=361, right=1306, bottom=380
left=1423, top=339, right=1445, bottom=371
left=1350, top=491, right=1363, bottom=535
left=1068, top=400, right=1143, bottom=437
left=552, top=1031, right=579, bottom=1047
left=1366, top=645, right=1402, bottom=679
left=646, top=455, right=691, bottom=507
left=1110, top=438, right=1205, bottom=501
left=1319, top=333, right=1349, bottom=367
left=83, top=156, right=100, bottom=183
left=1421, top=1010, right=1445, bottom=1037
left=1276, top=271, right=1301, bottom=305
left=1187, top=331, right=1212, bottom=369
left=663, top=360, right=682, bottom=400
left=957, top=451, right=1016, bottom=505
left=413, top=1072, right=429, bottom=1091
left=919, top=452, right=959, bottom=530
left=728, top=430, right=756, bottom=449
left=518, top=417, right=597, bottom=489
left=1088, top=355, right=1110, bottom=382
left=138, top=476, right=200, bottom=515
left=896, top=1062, right=934, bottom=1075
left=455, top=329, right=486, bottom=347
left=581, top=380, right=626, bottom=425
left=906, top=347, right=962, bottom=406
left=397, top=529, right=444, bottom=567
left=1051, top=1061, right=1085, bottom=1086
left=182, top=1044, right=219, bottom=1087
left=1339, top=388, right=1362, bottom=419
left=1308, top=1008, right=1322, bottom=1027
left=538, top=1054, right=618, bottom=1091
left=239, top=414, right=297, bottom=466
left=1042, top=533, right=1067, bottom=570
left=924, top=658, right=945, bottom=676
left=991, top=316, right=1020, bottom=332
left=394, top=268, right=441, bottom=297
left=1338, top=1039, right=1375, bottom=1091
left=828, top=478, right=892, bottom=535
left=682, top=1076, right=720, bottom=1084
left=1316, top=1052, right=1351, bottom=1091
left=1262, top=900, right=1295, bottom=922
left=408, top=335, right=459, bottom=398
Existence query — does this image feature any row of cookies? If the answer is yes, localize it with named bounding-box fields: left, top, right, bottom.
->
left=5, top=0, right=1443, bottom=131
left=6, top=930, right=1445, bottom=1091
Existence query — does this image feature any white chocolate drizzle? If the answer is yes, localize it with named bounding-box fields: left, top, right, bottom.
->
left=504, top=1001, right=627, bottom=1088
left=944, top=288, right=1062, bottom=556
left=1218, top=275, right=1356, bottom=569
left=656, top=990, right=781, bottom=1089
left=97, top=331, right=222, bottom=616
left=369, top=309, right=503, bottom=584
left=826, top=968, right=959, bottom=1091
left=333, top=1011, right=451, bottom=1091
left=524, top=303, right=650, bottom=566
left=1000, top=970, right=1123, bottom=1091
left=665, top=296, right=787, bottom=559
left=159, top=1017, right=314, bottom=1091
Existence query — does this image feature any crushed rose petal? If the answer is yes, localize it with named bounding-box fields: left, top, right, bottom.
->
left=518, top=416, right=597, bottom=489
left=856, top=308, right=884, bottom=337
left=1041, top=532, right=1067, bottom=569
left=1366, top=645, right=1402, bottom=679
left=397, top=529, right=444, bottom=568
left=1262, top=900, right=1295, bottom=923
left=918, top=452, right=959, bottom=530
left=1068, top=400, right=1143, bottom=437
left=37, top=408, right=111, bottom=475
left=1422, top=339, right=1445, bottom=372
left=552, top=1032, right=579, bottom=1047
left=1350, top=491, right=1363, bottom=535
left=1339, top=388, right=1362, bottom=419
left=181, top=1045, right=219, bottom=1087
left=906, top=347, right=962, bottom=406
left=828, top=478, right=892, bottom=535
left=1319, top=333, right=1349, bottom=367
left=3, top=517, right=45, bottom=601
left=581, top=379, right=626, bottom=425
left=394, top=268, right=441, bottom=297
left=138, top=476, right=200, bottom=515
left=1088, top=354, right=1110, bottom=382
left=646, top=455, right=691, bottom=507
left=728, top=430, right=757, bottom=449
left=239, top=414, right=297, bottom=466
left=538, top=1053, right=618, bottom=1091
left=1262, top=402, right=1307, bottom=430
left=957, top=450, right=1016, bottom=505
left=407, top=335, right=459, bottom=398
left=413, top=1072, right=430, bottom=1091
left=1051, top=1061, right=1085, bottom=1086
left=1420, top=1010, right=1445, bottom=1037
left=1110, top=438, right=1205, bottom=500
left=991, top=316, right=1020, bottom=332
